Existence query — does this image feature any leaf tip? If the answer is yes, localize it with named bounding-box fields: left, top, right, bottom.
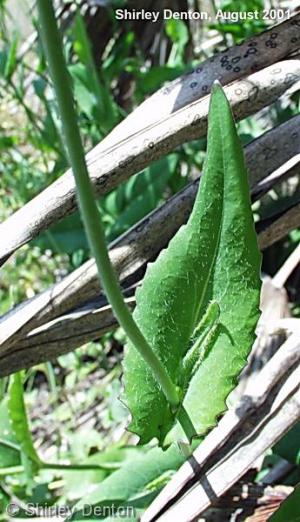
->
left=212, top=79, right=224, bottom=93
left=211, top=80, right=227, bottom=103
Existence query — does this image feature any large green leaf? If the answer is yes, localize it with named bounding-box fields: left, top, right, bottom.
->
left=123, top=83, right=261, bottom=444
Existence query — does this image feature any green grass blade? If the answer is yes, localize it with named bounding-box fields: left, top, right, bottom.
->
left=8, top=373, right=41, bottom=466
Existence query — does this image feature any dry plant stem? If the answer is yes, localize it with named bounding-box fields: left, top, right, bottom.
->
left=0, top=267, right=296, bottom=377
left=36, top=0, right=199, bottom=440
left=272, top=243, right=300, bottom=289
left=251, top=156, right=300, bottom=201
left=257, top=201, right=300, bottom=249
left=96, top=13, right=300, bottom=151
left=13, top=12, right=300, bottom=150
left=200, top=481, right=293, bottom=520
left=153, top=384, right=300, bottom=521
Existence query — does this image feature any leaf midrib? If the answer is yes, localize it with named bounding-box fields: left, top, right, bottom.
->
left=193, top=107, right=225, bottom=328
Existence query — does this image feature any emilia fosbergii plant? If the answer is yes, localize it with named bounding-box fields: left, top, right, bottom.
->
left=35, top=0, right=261, bottom=445
left=7, top=0, right=262, bottom=515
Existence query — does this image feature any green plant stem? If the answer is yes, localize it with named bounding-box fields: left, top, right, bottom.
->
left=0, top=465, right=24, bottom=476
left=177, top=406, right=197, bottom=441
left=41, top=461, right=113, bottom=471
left=36, top=1, right=189, bottom=424
left=1, top=463, right=114, bottom=475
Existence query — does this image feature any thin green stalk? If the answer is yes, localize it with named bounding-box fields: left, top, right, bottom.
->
left=0, top=465, right=24, bottom=476
left=36, top=1, right=194, bottom=434
left=41, top=461, right=113, bottom=471
left=177, top=406, right=197, bottom=441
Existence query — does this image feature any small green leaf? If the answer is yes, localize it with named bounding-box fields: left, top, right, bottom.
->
left=71, top=12, right=119, bottom=133
left=69, top=444, right=187, bottom=520
left=0, top=399, right=21, bottom=469
left=34, top=211, right=88, bottom=254
left=270, top=483, right=300, bottom=522
left=106, top=155, right=178, bottom=240
left=8, top=373, right=41, bottom=467
left=165, top=19, right=189, bottom=47
left=4, top=34, right=18, bottom=80
left=123, top=83, right=261, bottom=444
